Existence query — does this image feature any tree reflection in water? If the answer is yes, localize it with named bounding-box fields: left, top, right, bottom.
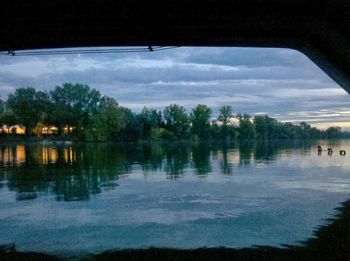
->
left=164, top=142, right=190, bottom=179
left=0, top=144, right=132, bottom=201
left=0, top=140, right=341, bottom=202
left=0, top=141, right=349, bottom=260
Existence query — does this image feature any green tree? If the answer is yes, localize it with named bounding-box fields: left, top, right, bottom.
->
left=254, top=116, right=268, bottom=139
left=7, top=87, right=49, bottom=134
left=49, top=83, right=101, bottom=135
left=218, top=105, right=233, bottom=138
left=0, top=98, right=4, bottom=132
left=190, top=104, right=212, bottom=139
left=0, top=98, right=4, bottom=115
left=299, top=122, right=312, bottom=139
left=139, top=107, right=163, bottom=139
left=209, top=123, right=221, bottom=139
left=254, top=115, right=279, bottom=139
left=163, top=104, right=190, bottom=138
left=0, top=113, right=18, bottom=134
left=119, top=107, right=142, bottom=141
left=326, top=126, right=342, bottom=139
left=86, top=96, right=124, bottom=141
left=218, top=105, right=233, bottom=126
left=309, top=126, right=323, bottom=139
left=279, top=122, right=298, bottom=139
left=237, top=113, right=256, bottom=139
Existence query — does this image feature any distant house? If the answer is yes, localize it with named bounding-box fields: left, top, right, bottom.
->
left=211, top=117, right=240, bottom=127
left=0, top=123, right=71, bottom=136
left=41, top=126, right=58, bottom=135
left=0, top=124, right=26, bottom=135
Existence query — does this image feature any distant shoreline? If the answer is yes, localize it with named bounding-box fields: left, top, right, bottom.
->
left=0, top=135, right=349, bottom=146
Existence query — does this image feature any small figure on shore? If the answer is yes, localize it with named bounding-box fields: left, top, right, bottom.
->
left=317, top=145, right=322, bottom=155
left=327, top=148, right=333, bottom=155
left=340, top=150, right=346, bottom=156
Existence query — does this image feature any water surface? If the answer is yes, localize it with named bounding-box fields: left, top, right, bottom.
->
left=0, top=140, right=349, bottom=256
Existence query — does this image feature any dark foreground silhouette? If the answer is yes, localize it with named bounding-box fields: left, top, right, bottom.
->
left=0, top=199, right=349, bottom=261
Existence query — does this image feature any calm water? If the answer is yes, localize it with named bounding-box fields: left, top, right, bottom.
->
left=0, top=140, right=349, bottom=256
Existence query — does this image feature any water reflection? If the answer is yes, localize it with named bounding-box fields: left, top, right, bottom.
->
left=0, top=145, right=26, bottom=165
left=0, top=140, right=349, bottom=255
left=163, top=143, right=190, bottom=179
left=0, top=144, right=132, bottom=201
left=0, top=140, right=348, bottom=202
left=42, top=147, right=58, bottom=164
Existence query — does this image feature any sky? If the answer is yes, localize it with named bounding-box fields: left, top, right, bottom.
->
left=0, top=47, right=350, bottom=130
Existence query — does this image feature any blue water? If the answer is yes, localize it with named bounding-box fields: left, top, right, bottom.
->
left=0, top=140, right=349, bottom=256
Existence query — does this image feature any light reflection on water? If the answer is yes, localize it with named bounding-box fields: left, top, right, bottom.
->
left=0, top=140, right=349, bottom=255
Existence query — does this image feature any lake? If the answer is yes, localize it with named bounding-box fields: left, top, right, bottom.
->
left=0, top=140, right=349, bottom=256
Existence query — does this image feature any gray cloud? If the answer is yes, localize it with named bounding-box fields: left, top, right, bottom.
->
left=0, top=47, right=349, bottom=129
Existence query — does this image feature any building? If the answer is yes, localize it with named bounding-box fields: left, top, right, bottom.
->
left=0, top=124, right=26, bottom=135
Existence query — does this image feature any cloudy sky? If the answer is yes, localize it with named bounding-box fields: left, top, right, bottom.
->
left=0, top=47, right=350, bottom=130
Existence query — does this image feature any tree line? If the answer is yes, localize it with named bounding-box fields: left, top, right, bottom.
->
left=0, top=83, right=348, bottom=141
